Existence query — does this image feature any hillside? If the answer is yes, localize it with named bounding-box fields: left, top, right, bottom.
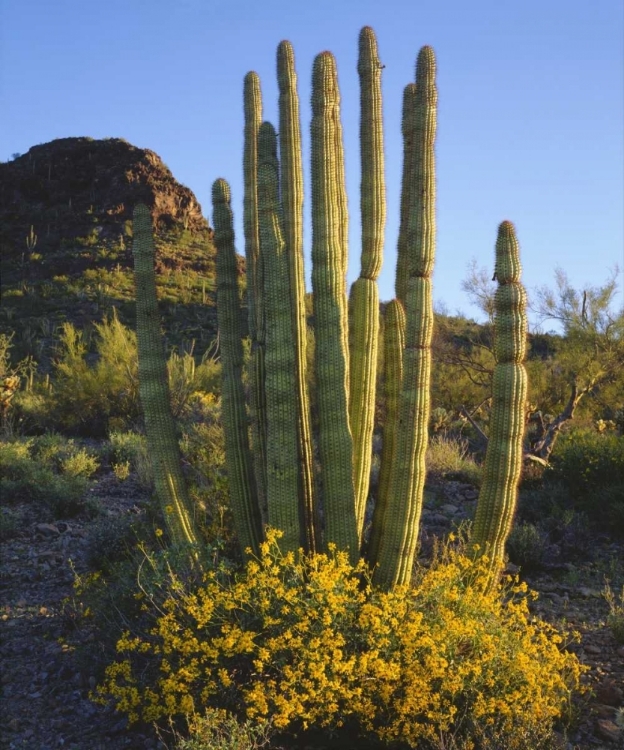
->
left=0, top=137, right=222, bottom=364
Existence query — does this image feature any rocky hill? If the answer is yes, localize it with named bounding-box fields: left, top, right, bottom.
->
left=0, top=137, right=222, bottom=363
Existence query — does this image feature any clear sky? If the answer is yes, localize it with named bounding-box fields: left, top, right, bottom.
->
left=2, top=0, right=623, bottom=327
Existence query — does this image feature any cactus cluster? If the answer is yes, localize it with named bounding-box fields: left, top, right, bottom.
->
left=132, top=26, right=528, bottom=590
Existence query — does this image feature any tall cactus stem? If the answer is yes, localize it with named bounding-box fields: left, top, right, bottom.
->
left=350, top=26, right=385, bottom=542
left=395, top=83, right=417, bottom=306
left=257, top=122, right=301, bottom=551
left=277, top=40, right=317, bottom=553
left=131, top=204, right=203, bottom=567
left=367, top=299, right=405, bottom=566
left=374, top=46, right=437, bottom=589
left=243, top=72, right=268, bottom=522
left=212, top=179, right=263, bottom=557
left=311, top=51, right=358, bottom=560
left=472, top=220, right=528, bottom=584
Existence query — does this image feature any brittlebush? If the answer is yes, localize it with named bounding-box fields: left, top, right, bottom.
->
left=97, top=530, right=585, bottom=746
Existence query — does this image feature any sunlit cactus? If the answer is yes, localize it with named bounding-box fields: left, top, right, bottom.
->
left=131, top=203, right=202, bottom=566
left=472, top=220, right=528, bottom=583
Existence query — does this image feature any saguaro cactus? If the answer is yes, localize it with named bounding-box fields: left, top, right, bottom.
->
left=213, top=179, right=263, bottom=557
left=131, top=204, right=202, bottom=564
left=349, top=26, right=385, bottom=543
left=373, top=46, right=437, bottom=589
left=472, top=221, right=528, bottom=582
left=310, top=51, right=359, bottom=561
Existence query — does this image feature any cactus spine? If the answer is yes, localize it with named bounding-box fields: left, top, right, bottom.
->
left=257, top=122, right=301, bottom=551
left=311, top=51, right=358, bottom=560
left=472, top=221, right=527, bottom=581
left=213, top=179, right=263, bottom=557
left=243, top=72, right=268, bottom=523
left=350, top=26, right=385, bottom=542
left=131, top=204, right=202, bottom=564
left=373, top=46, right=437, bottom=589
left=277, top=41, right=317, bottom=553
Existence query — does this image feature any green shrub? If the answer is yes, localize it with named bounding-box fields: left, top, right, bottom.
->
left=0, top=506, right=20, bottom=541
left=87, top=515, right=142, bottom=574
left=603, top=583, right=624, bottom=644
left=550, top=428, right=624, bottom=494
left=96, top=530, right=585, bottom=749
left=426, top=433, right=481, bottom=485
left=548, top=429, right=624, bottom=535
left=173, top=708, right=274, bottom=750
left=49, top=314, right=140, bottom=436
left=0, top=437, right=97, bottom=517
left=109, top=430, right=152, bottom=487
left=506, top=522, right=548, bottom=571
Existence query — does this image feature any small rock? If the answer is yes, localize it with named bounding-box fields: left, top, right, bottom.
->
left=594, top=703, right=617, bottom=718
left=597, top=678, right=624, bottom=706
left=36, top=523, right=60, bottom=536
left=595, top=718, right=621, bottom=743
left=585, top=643, right=602, bottom=655
left=440, top=504, right=459, bottom=515
left=577, top=586, right=601, bottom=599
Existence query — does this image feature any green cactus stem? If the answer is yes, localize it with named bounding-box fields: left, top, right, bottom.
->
left=257, top=122, right=301, bottom=551
left=472, top=220, right=528, bottom=583
left=395, top=83, right=417, bottom=306
left=243, top=71, right=268, bottom=523
left=277, top=40, right=317, bottom=553
left=367, top=299, right=405, bottom=565
left=212, top=179, right=263, bottom=557
left=311, top=50, right=358, bottom=561
left=350, top=26, right=385, bottom=543
left=374, top=46, right=437, bottom=589
left=131, top=204, right=202, bottom=565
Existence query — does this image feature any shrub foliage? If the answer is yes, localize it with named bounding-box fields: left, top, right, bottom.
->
left=97, top=530, right=585, bottom=747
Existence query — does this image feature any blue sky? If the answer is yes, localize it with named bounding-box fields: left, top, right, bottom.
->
left=2, top=0, right=623, bottom=327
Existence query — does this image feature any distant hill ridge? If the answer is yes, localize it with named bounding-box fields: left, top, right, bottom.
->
left=0, top=137, right=221, bottom=362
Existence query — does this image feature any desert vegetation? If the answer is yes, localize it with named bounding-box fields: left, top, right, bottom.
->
left=1, top=25, right=623, bottom=750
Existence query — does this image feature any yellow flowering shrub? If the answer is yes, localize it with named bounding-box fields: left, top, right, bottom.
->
left=96, top=529, right=586, bottom=746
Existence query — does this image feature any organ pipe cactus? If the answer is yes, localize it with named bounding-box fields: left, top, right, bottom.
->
left=349, top=26, right=385, bottom=542
left=257, top=122, right=301, bottom=551
left=118, top=26, right=530, bottom=593
left=131, top=204, right=202, bottom=566
left=372, top=46, right=437, bottom=588
left=212, top=180, right=263, bottom=557
left=310, top=51, right=359, bottom=560
left=472, top=221, right=528, bottom=582
left=367, top=299, right=405, bottom=565
left=277, top=41, right=317, bottom=553
left=243, top=72, right=268, bottom=523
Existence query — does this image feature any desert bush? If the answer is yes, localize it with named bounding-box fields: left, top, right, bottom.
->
left=96, top=530, right=584, bottom=748
left=48, top=314, right=140, bottom=436
left=426, top=433, right=481, bottom=485
left=506, top=521, right=548, bottom=571
left=0, top=506, right=20, bottom=541
left=550, top=428, right=624, bottom=494
left=548, top=428, right=624, bottom=535
left=109, top=430, right=152, bottom=488
left=603, top=583, right=624, bottom=644
left=87, top=515, right=143, bottom=574
left=0, top=437, right=97, bottom=517
left=172, top=708, right=274, bottom=750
